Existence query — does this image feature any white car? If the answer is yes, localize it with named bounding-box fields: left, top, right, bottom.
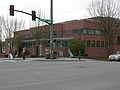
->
left=108, top=51, right=120, bottom=61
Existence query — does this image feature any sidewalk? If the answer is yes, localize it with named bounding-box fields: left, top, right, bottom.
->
left=24, top=57, right=95, bottom=62
left=30, top=57, right=81, bottom=61
left=0, top=57, right=96, bottom=62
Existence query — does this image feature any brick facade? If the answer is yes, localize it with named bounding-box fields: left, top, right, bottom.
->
left=4, top=18, right=120, bottom=59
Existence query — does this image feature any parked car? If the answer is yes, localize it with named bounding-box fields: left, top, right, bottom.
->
left=108, top=51, right=120, bottom=61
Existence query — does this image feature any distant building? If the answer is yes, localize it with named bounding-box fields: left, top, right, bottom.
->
left=4, top=18, right=120, bottom=59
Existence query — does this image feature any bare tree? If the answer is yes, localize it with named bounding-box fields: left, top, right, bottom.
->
left=0, top=16, right=6, bottom=41
left=30, top=10, right=46, bottom=28
left=30, top=10, right=50, bottom=55
left=13, top=35, right=23, bottom=53
left=0, top=16, right=3, bottom=54
left=3, top=17, right=25, bottom=49
left=88, top=0, right=120, bottom=55
left=0, top=16, right=3, bottom=40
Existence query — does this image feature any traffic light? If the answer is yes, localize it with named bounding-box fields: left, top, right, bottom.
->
left=10, top=5, right=14, bottom=16
left=32, top=11, right=36, bottom=21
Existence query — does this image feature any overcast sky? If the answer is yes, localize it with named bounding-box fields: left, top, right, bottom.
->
left=0, top=0, right=93, bottom=23
left=0, top=0, right=94, bottom=40
left=1, top=0, right=120, bottom=26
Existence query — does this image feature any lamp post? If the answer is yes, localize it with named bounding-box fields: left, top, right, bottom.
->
left=49, top=0, right=53, bottom=59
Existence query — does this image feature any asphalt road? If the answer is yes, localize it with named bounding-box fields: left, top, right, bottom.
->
left=0, top=59, right=120, bottom=90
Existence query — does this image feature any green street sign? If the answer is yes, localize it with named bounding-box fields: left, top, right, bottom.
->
left=41, top=19, right=54, bottom=22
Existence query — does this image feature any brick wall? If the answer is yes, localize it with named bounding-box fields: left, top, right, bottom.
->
left=4, top=18, right=120, bottom=59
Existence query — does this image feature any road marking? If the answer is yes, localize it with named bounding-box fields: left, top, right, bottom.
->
left=5, top=60, right=17, bottom=62
left=0, top=61, right=4, bottom=62
left=0, top=60, right=18, bottom=63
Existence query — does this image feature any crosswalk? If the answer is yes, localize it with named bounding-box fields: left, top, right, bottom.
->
left=0, top=59, right=28, bottom=63
left=0, top=60, right=19, bottom=63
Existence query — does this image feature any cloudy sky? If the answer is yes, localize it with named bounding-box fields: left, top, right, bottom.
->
left=0, top=0, right=93, bottom=23
left=0, top=0, right=92, bottom=22
left=1, top=0, right=120, bottom=25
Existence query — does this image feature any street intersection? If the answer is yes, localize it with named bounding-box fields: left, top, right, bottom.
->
left=0, top=58, right=120, bottom=90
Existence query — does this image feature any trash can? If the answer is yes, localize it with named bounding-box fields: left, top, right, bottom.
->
left=45, top=52, right=50, bottom=59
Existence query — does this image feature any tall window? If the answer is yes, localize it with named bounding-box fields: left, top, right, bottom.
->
left=101, top=41, right=104, bottom=48
left=117, top=36, right=120, bottom=45
left=105, top=41, right=108, bottom=48
left=87, top=40, right=91, bottom=47
left=96, top=41, right=100, bottom=47
left=91, top=40, right=95, bottom=47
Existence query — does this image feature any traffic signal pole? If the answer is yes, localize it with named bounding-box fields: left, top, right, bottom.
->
left=9, top=2, right=54, bottom=60
left=49, top=0, right=54, bottom=59
left=11, top=9, right=51, bottom=25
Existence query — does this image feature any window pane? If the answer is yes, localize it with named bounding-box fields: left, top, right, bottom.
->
left=105, top=41, right=108, bottom=48
left=88, top=29, right=94, bottom=35
left=96, top=41, right=100, bottom=47
left=80, top=29, right=87, bottom=34
left=22, top=42, right=32, bottom=48
left=83, top=29, right=88, bottom=34
left=117, top=36, right=120, bottom=45
left=87, top=40, right=90, bottom=47
left=91, top=40, right=95, bottom=47
left=101, top=41, right=104, bottom=48
left=95, top=30, right=101, bottom=35
left=72, top=29, right=80, bottom=35
left=80, top=29, right=84, bottom=34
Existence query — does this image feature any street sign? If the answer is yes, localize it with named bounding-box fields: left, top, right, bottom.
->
left=41, top=19, right=54, bottom=23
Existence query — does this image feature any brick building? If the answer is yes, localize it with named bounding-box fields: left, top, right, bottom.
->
left=4, top=18, right=120, bottom=59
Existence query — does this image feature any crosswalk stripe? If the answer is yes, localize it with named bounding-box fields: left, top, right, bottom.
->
left=0, top=60, right=18, bottom=63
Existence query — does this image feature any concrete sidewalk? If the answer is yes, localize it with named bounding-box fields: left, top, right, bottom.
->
left=19, top=57, right=95, bottom=61
left=30, top=57, right=81, bottom=61
left=0, top=57, right=96, bottom=62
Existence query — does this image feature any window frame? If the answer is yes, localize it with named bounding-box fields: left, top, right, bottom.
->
left=96, top=41, right=100, bottom=48
left=87, top=40, right=91, bottom=47
left=72, top=29, right=80, bottom=35
left=91, top=40, right=95, bottom=47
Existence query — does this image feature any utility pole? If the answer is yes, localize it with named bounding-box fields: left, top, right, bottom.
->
left=50, top=0, right=54, bottom=59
